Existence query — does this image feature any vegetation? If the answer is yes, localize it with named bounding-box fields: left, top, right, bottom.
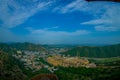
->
left=21, top=67, right=50, bottom=79
left=0, top=43, right=120, bottom=80
left=88, top=57, right=120, bottom=66
left=61, top=44, right=120, bottom=58
left=9, top=42, right=47, bottom=52
left=36, top=57, right=52, bottom=66
left=31, top=74, right=58, bottom=80
left=0, top=46, right=50, bottom=80
left=55, top=67, right=120, bottom=80
left=0, top=51, right=28, bottom=80
left=0, top=43, right=52, bottom=80
left=0, top=43, right=17, bottom=54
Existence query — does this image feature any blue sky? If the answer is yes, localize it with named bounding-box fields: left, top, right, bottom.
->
left=0, top=0, right=120, bottom=44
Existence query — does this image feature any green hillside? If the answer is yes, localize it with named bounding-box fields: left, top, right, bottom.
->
left=60, top=44, right=120, bottom=58
left=55, top=67, right=120, bottom=80
left=0, top=43, right=17, bottom=54
left=0, top=51, right=28, bottom=80
left=0, top=43, right=49, bottom=80
left=9, top=42, right=47, bottom=52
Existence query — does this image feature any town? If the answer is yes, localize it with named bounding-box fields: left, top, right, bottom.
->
left=12, top=47, right=96, bottom=73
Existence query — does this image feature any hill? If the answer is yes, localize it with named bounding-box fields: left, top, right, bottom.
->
left=0, top=51, right=27, bottom=80
left=55, top=67, right=120, bottom=80
left=0, top=43, right=17, bottom=54
left=9, top=42, right=47, bottom=52
left=60, top=44, right=120, bottom=58
left=0, top=43, right=50, bottom=80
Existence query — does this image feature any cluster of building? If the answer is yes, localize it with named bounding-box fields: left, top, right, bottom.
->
left=13, top=50, right=47, bottom=71
left=13, top=50, right=58, bottom=73
left=47, top=56, right=96, bottom=68
left=12, top=48, right=96, bottom=73
left=48, top=48, right=68, bottom=54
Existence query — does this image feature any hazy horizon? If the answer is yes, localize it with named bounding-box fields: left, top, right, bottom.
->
left=1, top=41, right=120, bottom=47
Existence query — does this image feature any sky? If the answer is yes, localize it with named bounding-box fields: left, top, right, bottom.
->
left=0, top=0, right=120, bottom=44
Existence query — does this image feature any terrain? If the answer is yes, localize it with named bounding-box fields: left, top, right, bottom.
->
left=0, top=51, right=27, bottom=80
left=0, top=42, right=120, bottom=80
left=61, top=44, right=120, bottom=58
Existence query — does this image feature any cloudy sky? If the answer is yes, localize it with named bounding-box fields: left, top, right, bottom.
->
left=0, top=0, right=120, bottom=44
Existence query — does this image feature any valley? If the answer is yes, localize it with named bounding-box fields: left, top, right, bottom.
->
left=0, top=42, right=120, bottom=80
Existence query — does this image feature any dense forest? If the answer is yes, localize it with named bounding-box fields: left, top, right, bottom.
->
left=61, top=44, right=120, bottom=58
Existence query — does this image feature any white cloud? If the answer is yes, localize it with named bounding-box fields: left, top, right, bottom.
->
left=81, top=19, right=112, bottom=25
left=26, top=27, right=120, bottom=44
left=56, top=0, right=111, bottom=14
left=43, top=26, right=59, bottom=30
left=82, top=5, right=120, bottom=31
left=60, top=0, right=86, bottom=13
left=53, top=0, right=88, bottom=13
left=25, top=27, right=90, bottom=44
left=53, top=0, right=120, bottom=32
left=0, top=0, right=54, bottom=28
left=69, top=1, right=120, bottom=32
left=95, top=26, right=119, bottom=31
left=29, top=28, right=90, bottom=36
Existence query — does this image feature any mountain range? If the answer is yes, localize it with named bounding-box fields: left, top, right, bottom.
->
left=60, top=44, right=120, bottom=58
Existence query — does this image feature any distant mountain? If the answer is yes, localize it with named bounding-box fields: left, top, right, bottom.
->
left=9, top=42, right=47, bottom=52
left=0, top=42, right=47, bottom=53
left=60, top=44, right=120, bottom=58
